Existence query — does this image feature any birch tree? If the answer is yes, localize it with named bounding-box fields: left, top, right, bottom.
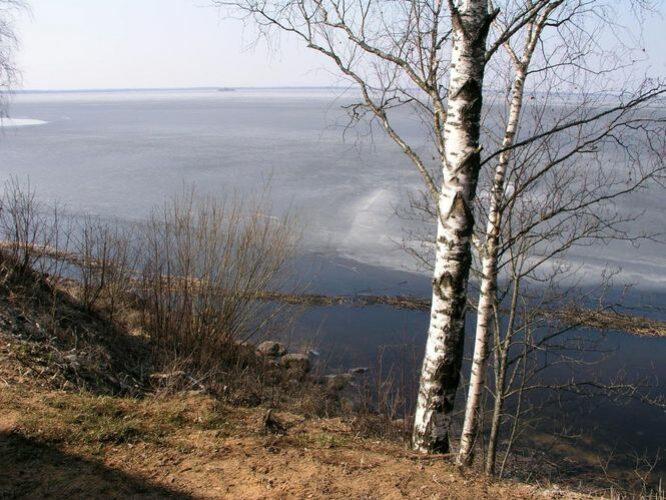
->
left=217, top=0, right=665, bottom=456
left=456, top=3, right=556, bottom=464
left=452, top=1, right=666, bottom=469
left=410, top=0, right=493, bottom=454
left=216, top=0, right=593, bottom=454
left=422, top=1, right=664, bottom=473
left=394, top=0, right=665, bottom=468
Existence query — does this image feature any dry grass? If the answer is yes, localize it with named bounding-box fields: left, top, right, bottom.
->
left=547, top=307, right=666, bottom=337
left=0, top=382, right=590, bottom=499
left=0, top=180, right=305, bottom=396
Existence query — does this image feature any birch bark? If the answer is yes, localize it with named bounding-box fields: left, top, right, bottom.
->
left=457, top=64, right=527, bottom=466
left=412, top=0, right=494, bottom=454
left=457, top=4, right=560, bottom=465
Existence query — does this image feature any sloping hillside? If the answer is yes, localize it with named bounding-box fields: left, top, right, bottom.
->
left=0, top=262, right=595, bottom=499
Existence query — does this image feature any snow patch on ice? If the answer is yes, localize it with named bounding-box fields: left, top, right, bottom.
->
left=1, top=118, right=48, bottom=127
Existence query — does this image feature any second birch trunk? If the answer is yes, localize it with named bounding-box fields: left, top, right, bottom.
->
left=457, top=4, right=558, bottom=464
left=457, top=66, right=527, bottom=465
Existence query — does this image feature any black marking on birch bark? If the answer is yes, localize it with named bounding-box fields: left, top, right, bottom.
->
left=449, top=193, right=475, bottom=238
left=422, top=404, right=450, bottom=454
left=450, top=6, right=466, bottom=40
left=450, top=77, right=476, bottom=101
left=433, top=329, right=464, bottom=406
left=433, top=272, right=453, bottom=299
left=452, top=148, right=480, bottom=175
left=460, top=102, right=481, bottom=130
left=429, top=431, right=450, bottom=454
left=475, top=9, right=500, bottom=45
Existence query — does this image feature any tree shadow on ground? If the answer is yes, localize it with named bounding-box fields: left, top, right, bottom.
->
left=0, top=431, right=190, bottom=499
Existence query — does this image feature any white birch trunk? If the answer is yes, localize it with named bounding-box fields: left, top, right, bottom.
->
left=412, top=0, right=493, bottom=454
left=457, top=65, right=528, bottom=465
left=458, top=4, right=555, bottom=463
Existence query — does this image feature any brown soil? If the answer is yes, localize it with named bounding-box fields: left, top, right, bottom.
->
left=0, top=382, right=593, bottom=500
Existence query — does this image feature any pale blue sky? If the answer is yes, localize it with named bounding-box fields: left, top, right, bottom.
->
left=13, top=0, right=666, bottom=90
left=15, top=0, right=340, bottom=89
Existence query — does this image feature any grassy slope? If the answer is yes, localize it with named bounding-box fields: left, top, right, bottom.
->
left=0, top=266, right=591, bottom=499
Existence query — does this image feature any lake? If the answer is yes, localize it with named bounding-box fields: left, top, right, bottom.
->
left=2, top=87, right=665, bottom=485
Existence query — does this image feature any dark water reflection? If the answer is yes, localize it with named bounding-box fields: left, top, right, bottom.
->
left=286, top=253, right=666, bottom=484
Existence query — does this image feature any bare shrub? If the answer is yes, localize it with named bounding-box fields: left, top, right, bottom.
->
left=0, top=180, right=309, bottom=408
left=0, top=177, right=48, bottom=274
left=73, top=215, right=138, bottom=320
left=0, top=176, right=72, bottom=281
left=139, top=189, right=296, bottom=376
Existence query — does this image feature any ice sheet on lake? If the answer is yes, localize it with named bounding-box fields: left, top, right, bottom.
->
left=0, top=89, right=664, bottom=289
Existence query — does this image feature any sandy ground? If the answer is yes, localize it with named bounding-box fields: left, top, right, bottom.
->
left=0, top=379, right=587, bottom=500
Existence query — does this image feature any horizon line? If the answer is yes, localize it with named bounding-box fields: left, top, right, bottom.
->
left=14, top=85, right=352, bottom=94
